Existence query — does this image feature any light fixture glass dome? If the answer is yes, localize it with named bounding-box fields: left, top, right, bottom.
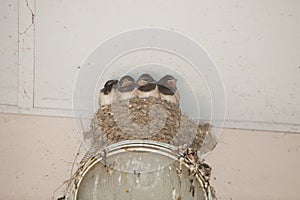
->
left=65, top=141, right=214, bottom=200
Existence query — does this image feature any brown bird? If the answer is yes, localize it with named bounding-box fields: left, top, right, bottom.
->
left=157, top=75, right=180, bottom=105
left=136, top=74, right=160, bottom=99
left=118, top=75, right=136, bottom=100
left=99, top=80, right=119, bottom=106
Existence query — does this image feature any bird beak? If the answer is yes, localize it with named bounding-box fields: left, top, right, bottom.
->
left=121, top=80, right=133, bottom=87
left=168, top=79, right=177, bottom=88
left=137, top=79, right=147, bottom=86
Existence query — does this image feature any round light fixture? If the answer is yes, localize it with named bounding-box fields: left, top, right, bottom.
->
left=65, top=141, right=215, bottom=200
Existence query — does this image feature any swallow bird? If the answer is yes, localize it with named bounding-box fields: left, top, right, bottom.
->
left=157, top=75, right=180, bottom=105
left=136, top=74, right=160, bottom=99
left=99, top=80, right=119, bottom=106
left=118, top=75, right=136, bottom=100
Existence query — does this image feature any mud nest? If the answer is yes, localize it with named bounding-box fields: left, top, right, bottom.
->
left=84, top=97, right=211, bottom=151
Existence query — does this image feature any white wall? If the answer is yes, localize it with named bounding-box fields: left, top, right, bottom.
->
left=1, top=1, right=300, bottom=199
left=0, top=0, right=300, bottom=132
left=0, top=113, right=299, bottom=200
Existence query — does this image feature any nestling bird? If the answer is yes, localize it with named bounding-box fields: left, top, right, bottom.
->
left=99, top=80, right=119, bottom=106
left=118, top=75, right=136, bottom=100
left=157, top=75, right=180, bottom=105
left=136, top=74, right=160, bottom=99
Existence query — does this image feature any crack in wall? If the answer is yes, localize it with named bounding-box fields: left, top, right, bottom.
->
left=20, top=0, right=35, bottom=35
left=18, top=0, right=36, bottom=108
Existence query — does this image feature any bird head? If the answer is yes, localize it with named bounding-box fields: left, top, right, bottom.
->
left=105, top=80, right=119, bottom=88
left=137, top=74, right=156, bottom=87
left=118, top=75, right=135, bottom=92
left=158, top=75, right=177, bottom=91
left=101, top=79, right=118, bottom=94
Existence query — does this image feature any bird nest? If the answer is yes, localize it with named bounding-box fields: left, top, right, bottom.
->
left=83, top=96, right=211, bottom=152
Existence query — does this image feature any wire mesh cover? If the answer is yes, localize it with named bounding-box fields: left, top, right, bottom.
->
left=67, top=28, right=224, bottom=200
left=65, top=141, right=215, bottom=200
left=73, top=28, right=226, bottom=157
